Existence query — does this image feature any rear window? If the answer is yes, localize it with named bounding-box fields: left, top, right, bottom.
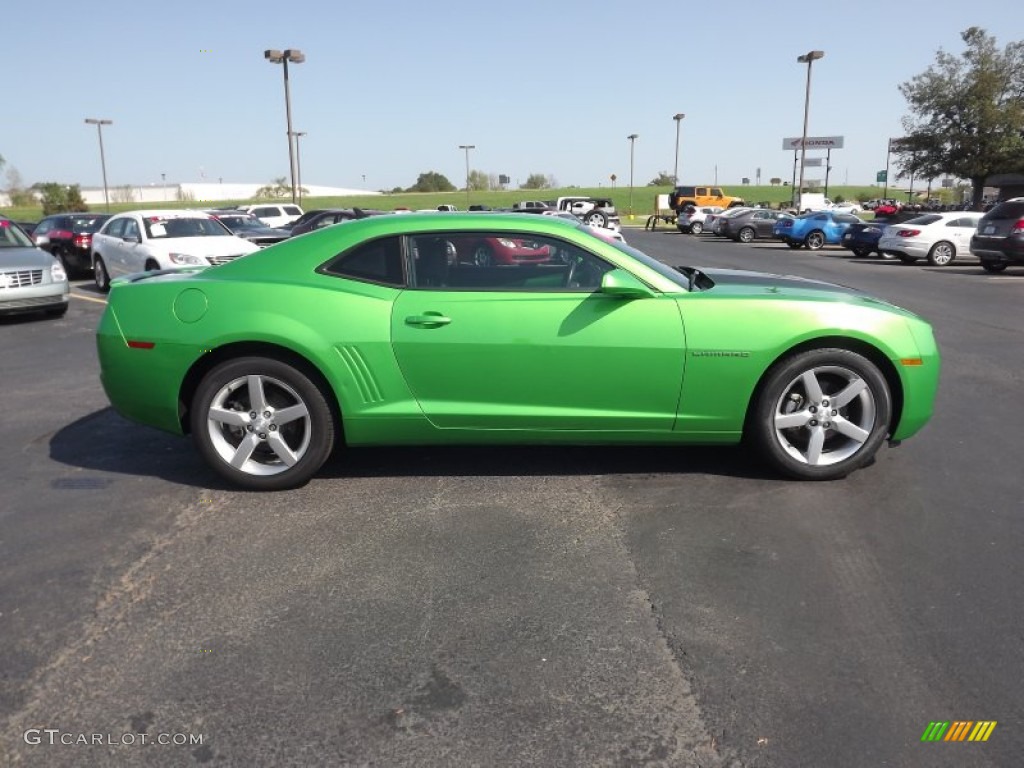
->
left=321, top=236, right=404, bottom=286
left=983, top=201, right=1024, bottom=220
left=71, top=216, right=110, bottom=234
left=283, top=206, right=302, bottom=215
left=903, top=214, right=943, bottom=226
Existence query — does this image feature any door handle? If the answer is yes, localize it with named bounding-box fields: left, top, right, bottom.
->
left=405, top=313, right=451, bottom=328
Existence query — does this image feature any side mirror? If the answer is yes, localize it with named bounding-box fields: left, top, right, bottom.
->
left=599, top=268, right=655, bottom=299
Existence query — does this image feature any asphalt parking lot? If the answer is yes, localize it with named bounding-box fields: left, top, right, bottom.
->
left=2, top=232, right=1022, bottom=767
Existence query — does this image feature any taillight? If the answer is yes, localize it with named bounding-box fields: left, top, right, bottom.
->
left=1010, top=218, right=1024, bottom=234
left=73, top=234, right=91, bottom=248
left=780, top=220, right=792, bottom=228
left=897, top=229, right=921, bottom=237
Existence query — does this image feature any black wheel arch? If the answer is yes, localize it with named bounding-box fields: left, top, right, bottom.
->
left=742, top=336, right=904, bottom=440
left=177, top=341, right=343, bottom=441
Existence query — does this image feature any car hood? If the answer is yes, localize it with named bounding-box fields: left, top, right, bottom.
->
left=0, top=246, right=57, bottom=269
left=693, top=267, right=910, bottom=312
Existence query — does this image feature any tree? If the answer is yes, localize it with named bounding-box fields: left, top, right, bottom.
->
left=647, top=171, right=676, bottom=186
left=4, top=166, right=37, bottom=206
left=769, top=177, right=782, bottom=186
left=897, top=27, right=1024, bottom=210
left=111, top=184, right=136, bottom=203
left=467, top=169, right=490, bottom=191
left=407, top=171, right=455, bottom=193
left=38, top=183, right=88, bottom=215
left=253, top=177, right=291, bottom=198
left=520, top=173, right=550, bottom=190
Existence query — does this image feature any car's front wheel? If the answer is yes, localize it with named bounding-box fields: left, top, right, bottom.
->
left=927, top=241, right=955, bottom=266
left=93, top=256, right=110, bottom=292
left=786, top=241, right=803, bottom=249
left=690, top=221, right=703, bottom=235
left=473, top=245, right=493, bottom=267
left=585, top=211, right=609, bottom=228
left=805, top=231, right=826, bottom=250
left=190, top=356, right=337, bottom=490
left=750, top=348, right=892, bottom=480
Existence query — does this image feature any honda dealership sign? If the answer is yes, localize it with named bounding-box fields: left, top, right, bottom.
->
left=782, top=136, right=844, bottom=150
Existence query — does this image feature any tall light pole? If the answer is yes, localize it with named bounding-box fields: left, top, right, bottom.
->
left=84, top=118, right=112, bottom=211
left=264, top=48, right=305, bottom=205
left=627, top=133, right=638, bottom=218
left=672, top=114, right=685, bottom=184
left=292, top=131, right=307, bottom=204
left=795, top=50, right=824, bottom=208
left=459, top=144, right=474, bottom=208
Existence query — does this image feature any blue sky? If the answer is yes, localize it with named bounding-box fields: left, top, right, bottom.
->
left=3, top=1, right=1022, bottom=193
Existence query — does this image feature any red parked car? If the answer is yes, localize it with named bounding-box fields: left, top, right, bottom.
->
left=32, top=213, right=111, bottom=277
left=448, top=235, right=551, bottom=266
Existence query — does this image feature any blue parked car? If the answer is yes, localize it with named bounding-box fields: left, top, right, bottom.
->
left=773, top=210, right=862, bottom=250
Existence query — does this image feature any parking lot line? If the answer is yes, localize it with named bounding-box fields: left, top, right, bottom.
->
left=71, top=292, right=108, bottom=305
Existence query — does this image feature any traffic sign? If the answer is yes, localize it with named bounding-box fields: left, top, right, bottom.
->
left=876, top=170, right=887, bottom=183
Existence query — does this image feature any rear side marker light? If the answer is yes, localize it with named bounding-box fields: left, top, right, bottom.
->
left=900, top=358, right=923, bottom=366
left=126, top=340, right=155, bottom=349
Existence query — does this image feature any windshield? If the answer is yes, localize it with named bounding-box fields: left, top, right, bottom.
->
left=143, top=216, right=232, bottom=239
left=71, top=216, right=110, bottom=234
left=595, top=229, right=691, bottom=290
left=0, top=219, right=34, bottom=247
left=216, top=215, right=264, bottom=232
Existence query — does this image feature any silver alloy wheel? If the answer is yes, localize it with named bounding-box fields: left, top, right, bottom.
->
left=739, top=227, right=755, bottom=243
left=806, top=231, right=825, bottom=250
left=206, top=374, right=312, bottom=477
left=94, top=257, right=108, bottom=290
left=928, top=241, right=954, bottom=266
left=690, top=221, right=703, bottom=234
left=771, top=365, right=876, bottom=467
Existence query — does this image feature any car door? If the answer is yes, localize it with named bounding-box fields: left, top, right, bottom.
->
left=751, top=211, right=773, bottom=237
left=390, top=231, right=686, bottom=432
left=948, top=216, right=981, bottom=255
left=96, top=217, right=128, bottom=275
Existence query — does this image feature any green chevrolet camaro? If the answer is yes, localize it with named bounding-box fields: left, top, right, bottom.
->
left=96, top=213, right=939, bottom=490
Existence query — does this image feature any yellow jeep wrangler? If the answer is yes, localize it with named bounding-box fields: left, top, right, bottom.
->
left=669, top=185, right=745, bottom=212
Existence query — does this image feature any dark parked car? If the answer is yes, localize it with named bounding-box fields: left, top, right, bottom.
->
left=288, top=208, right=382, bottom=238
left=719, top=209, right=791, bottom=243
left=205, top=211, right=290, bottom=247
left=840, top=211, right=919, bottom=258
left=15, top=221, right=38, bottom=237
left=31, top=213, right=111, bottom=277
left=970, top=197, right=1024, bottom=272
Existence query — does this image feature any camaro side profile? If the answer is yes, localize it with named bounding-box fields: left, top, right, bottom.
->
left=96, top=214, right=940, bottom=490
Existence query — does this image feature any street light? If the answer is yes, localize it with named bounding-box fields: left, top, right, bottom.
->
left=264, top=48, right=305, bottom=205
left=627, top=133, right=638, bottom=218
left=84, top=118, right=112, bottom=211
left=458, top=144, right=475, bottom=208
left=795, top=50, right=824, bottom=208
left=672, top=114, right=685, bottom=184
left=291, top=131, right=307, bottom=204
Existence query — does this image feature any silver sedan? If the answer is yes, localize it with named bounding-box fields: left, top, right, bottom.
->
left=0, top=219, right=69, bottom=318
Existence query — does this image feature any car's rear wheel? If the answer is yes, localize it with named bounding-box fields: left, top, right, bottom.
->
left=927, top=241, right=955, bottom=266
left=738, top=226, right=755, bottom=243
left=980, top=260, right=1007, bottom=273
left=190, top=356, right=336, bottom=491
left=93, top=256, right=110, bottom=292
left=472, top=245, right=493, bottom=267
left=690, top=221, right=703, bottom=235
left=585, top=211, right=609, bottom=228
left=52, top=247, right=73, bottom=277
left=851, top=246, right=870, bottom=258
left=750, top=348, right=891, bottom=480
left=805, top=231, right=826, bottom=250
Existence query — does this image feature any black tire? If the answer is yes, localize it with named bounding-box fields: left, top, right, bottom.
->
left=750, top=348, right=892, bottom=480
left=93, top=256, right=110, bottom=292
left=52, top=247, right=73, bottom=277
left=851, top=246, right=870, bottom=258
left=690, top=221, right=704, bottom=235
left=190, top=356, right=337, bottom=491
left=926, top=241, right=955, bottom=266
left=980, top=261, right=1007, bottom=273
left=786, top=241, right=803, bottom=249
left=472, top=244, right=493, bottom=267
left=585, top=210, right=609, bottom=228
left=738, top=226, right=756, bottom=244
left=805, top=231, right=826, bottom=250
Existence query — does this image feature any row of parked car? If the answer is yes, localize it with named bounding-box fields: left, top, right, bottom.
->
left=676, top=200, right=1024, bottom=272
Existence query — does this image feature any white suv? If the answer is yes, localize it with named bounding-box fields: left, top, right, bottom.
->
left=91, top=210, right=259, bottom=291
left=237, top=203, right=304, bottom=228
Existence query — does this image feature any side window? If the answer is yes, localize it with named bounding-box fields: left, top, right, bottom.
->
left=105, top=218, right=127, bottom=238
left=321, top=236, right=404, bottom=286
left=35, top=219, right=53, bottom=235
left=409, top=232, right=613, bottom=292
left=122, top=219, right=140, bottom=240
left=283, top=206, right=302, bottom=216
left=254, top=207, right=276, bottom=218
